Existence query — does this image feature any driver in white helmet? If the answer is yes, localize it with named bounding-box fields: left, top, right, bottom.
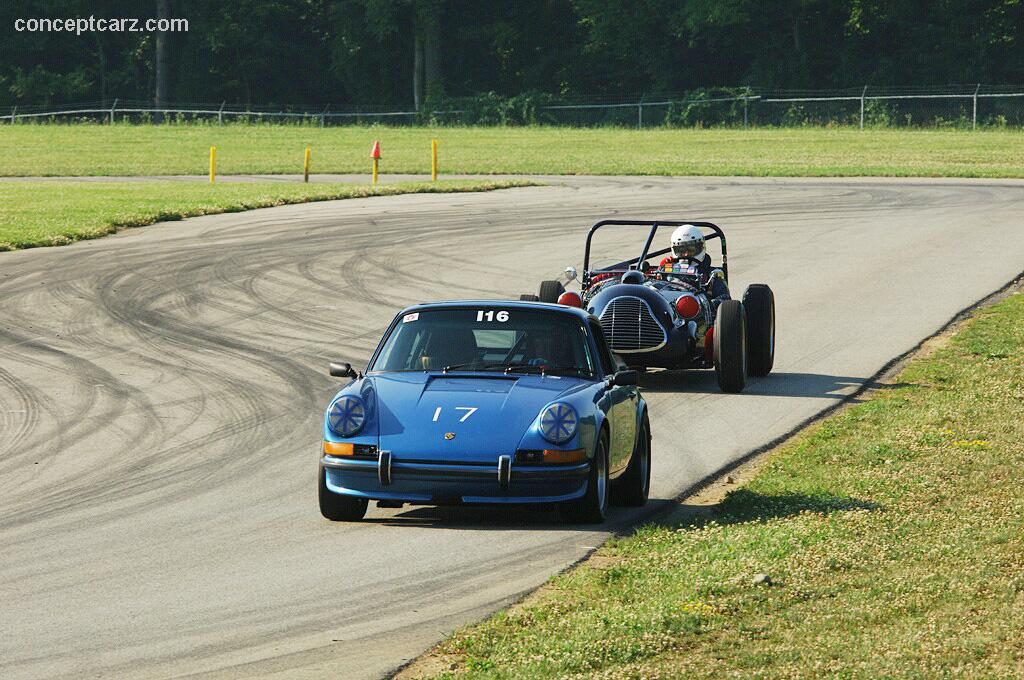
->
left=660, top=224, right=730, bottom=304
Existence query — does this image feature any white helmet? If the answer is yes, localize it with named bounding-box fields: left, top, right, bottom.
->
left=670, top=225, right=706, bottom=261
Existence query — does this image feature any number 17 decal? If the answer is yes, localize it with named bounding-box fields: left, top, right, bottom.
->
left=432, top=406, right=478, bottom=422
left=455, top=406, right=478, bottom=422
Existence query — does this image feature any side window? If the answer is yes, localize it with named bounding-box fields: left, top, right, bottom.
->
left=588, top=319, right=616, bottom=375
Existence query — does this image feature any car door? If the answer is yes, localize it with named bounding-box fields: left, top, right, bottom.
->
left=589, top=319, right=637, bottom=475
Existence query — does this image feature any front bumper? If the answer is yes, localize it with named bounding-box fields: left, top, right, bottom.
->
left=321, top=454, right=589, bottom=504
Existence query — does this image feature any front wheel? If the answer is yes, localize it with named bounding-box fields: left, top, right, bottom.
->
left=612, top=416, right=650, bottom=507
left=319, top=469, right=368, bottom=521
left=743, top=284, right=775, bottom=376
left=538, top=280, right=565, bottom=303
left=714, top=299, right=747, bottom=393
left=561, top=432, right=609, bottom=523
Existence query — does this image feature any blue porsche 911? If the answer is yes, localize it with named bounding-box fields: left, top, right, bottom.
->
left=319, top=300, right=650, bottom=523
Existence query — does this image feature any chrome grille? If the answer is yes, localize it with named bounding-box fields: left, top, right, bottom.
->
left=599, top=296, right=667, bottom=353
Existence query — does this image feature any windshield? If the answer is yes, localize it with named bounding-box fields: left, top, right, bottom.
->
left=370, top=308, right=596, bottom=378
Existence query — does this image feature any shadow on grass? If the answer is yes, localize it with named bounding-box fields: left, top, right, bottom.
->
left=365, top=490, right=879, bottom=533
left=676, top=489, right=881, bottom=529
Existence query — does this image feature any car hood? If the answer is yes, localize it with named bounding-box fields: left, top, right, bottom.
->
left=369, top=372, right=589, bottom=462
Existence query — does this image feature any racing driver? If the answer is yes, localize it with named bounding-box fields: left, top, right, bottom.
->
left=659, top=224, right=731, bottom=306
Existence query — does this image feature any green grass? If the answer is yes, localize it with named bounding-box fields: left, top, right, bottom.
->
left=0, top=179, right=532, bottom=251
left=1, top=125, right=1023, bottom=177
left=424, top=290, right=1024, bottom=679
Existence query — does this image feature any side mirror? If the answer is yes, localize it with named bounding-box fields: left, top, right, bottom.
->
left=610, top=370, right=638, bottom=387
left=564, top=266, right=578, bottom=282
left=329, top=362, right=358, bottom=378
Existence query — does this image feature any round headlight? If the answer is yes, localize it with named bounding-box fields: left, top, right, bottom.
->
left=327, top=395, right=365, bottom=437
left=539, top=403, right=578, bottom=444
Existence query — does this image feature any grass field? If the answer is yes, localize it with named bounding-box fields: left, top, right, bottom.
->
left=417, top=289, right=1024, bottom=679
left=0, top=180, right=531, bottom=251
left=1, top=125, right=1023, bottom=178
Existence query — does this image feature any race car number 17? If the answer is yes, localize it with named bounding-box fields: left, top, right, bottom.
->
left=477, top=310, right=509, bottom=322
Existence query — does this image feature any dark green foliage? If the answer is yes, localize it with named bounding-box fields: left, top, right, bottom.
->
left=426, top=91, right=557, bottom=125
left=0, top=1, right=1021, bottom=110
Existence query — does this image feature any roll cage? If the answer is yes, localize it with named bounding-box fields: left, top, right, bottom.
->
left=581, top=220, right=728, bottom=288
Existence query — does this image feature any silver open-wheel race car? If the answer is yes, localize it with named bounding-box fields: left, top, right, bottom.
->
left=520, top=219, right=775, bottom=393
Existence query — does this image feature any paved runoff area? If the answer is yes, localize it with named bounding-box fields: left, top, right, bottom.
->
left=1, top=176, right=1023, bottom=679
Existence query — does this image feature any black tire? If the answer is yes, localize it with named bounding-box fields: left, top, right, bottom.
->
left=538, top=280, right=565, bottom=303
left=560, top=431, right=609, bottom=523
left=743, top=284, right=775, bottom=377
left=714, top=299, right=747, bottom=393
left=612, top=416, right=650, bottom=507
left=519, top=293, right=540, bottom=301
left=319, top=469, right=368, bottom=521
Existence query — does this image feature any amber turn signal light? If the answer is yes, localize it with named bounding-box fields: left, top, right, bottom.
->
left=322, top=441, right=355, bottom=456
left=542, top=448, right=587, bottom=464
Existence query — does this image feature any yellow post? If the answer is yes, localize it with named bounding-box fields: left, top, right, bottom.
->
left=370, top=140, right=381, bottom=185
left=209, top=146, right=217, bottom=184
left=431, top=139, right=438, bottom=181
left=303, top=147, right=311, bottom=183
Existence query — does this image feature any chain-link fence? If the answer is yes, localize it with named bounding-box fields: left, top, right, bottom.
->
left=4, top=86, right=1024, bottom=128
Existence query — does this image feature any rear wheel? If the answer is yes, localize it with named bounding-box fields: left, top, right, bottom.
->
left=519, top=293, right=540, bottom=301
left=561, top=432, right=609, bottom=523
left=319, top=469, right=368, bottom=521
left=538, top=280, right=565, bottom=303
left=743, top=284, right=775, bottom=376
left=612, top=416, right=650, bottom=507
left=714, top=300, right=747, bottom=393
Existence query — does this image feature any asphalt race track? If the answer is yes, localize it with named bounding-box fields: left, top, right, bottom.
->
left=2, top=176, right=1023, bottom=679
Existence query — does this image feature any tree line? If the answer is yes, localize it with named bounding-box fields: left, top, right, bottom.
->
left=0, top=0, right=1021, bottom=110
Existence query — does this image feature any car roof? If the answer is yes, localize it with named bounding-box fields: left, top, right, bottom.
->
left=400, top=299, right=592, bottom=322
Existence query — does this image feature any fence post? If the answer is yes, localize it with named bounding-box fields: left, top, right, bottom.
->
left=859, top=86, right=867, bottom=130
left=218, top=101, right=225, bottom=124
left=637, top=100, right=643, bottom=130
left=321, top=105, right=328, bottom=128
left=110, top=98, right=118, bottom=124
left=10, top=106, right=15, bottom=124
left=973, top=83, right=980, bottom=130
left=743, top=94, right=749, bottom=128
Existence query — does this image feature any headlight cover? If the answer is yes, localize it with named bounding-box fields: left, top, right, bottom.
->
left=327, top=395, right=366, bottom=437
left=539, top=402, right=578, bottom=445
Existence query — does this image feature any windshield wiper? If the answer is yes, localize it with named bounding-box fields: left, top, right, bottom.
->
left=502, top=363, right=542, bottom=374
left=440, top=362, right=591, bottom=377
left=442, top=362, right=483, bottom=372
left=442, top=362, right=530, bottom=373
left=502, top=363, right=591, bottom=377
left=541, top=365, right=593, bottom=377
